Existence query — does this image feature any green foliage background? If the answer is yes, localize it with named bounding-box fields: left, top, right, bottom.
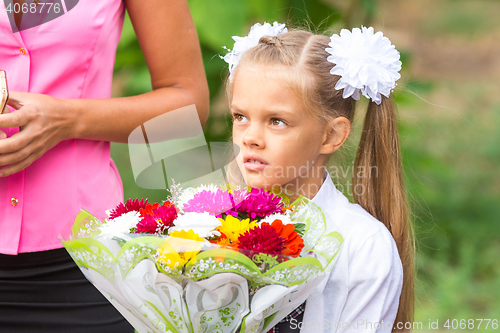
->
left=111, top=0, right=500, bottom=330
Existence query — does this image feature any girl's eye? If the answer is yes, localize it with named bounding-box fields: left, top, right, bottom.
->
left=270, top=118, right=287, bottom=126
left=233, top=113, right=248, bottom=123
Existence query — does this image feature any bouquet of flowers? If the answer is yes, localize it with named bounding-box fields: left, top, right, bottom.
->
left=59, top=183, right=343, bottom=333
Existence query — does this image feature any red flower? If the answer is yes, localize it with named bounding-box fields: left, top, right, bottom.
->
left=108, top=198, right=148, bottom=220
left=136, top=201, right=177, bottom=234
left=235, top=223, right=285, bottom=256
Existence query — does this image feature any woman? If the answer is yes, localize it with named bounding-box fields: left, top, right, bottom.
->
left=0, top=0, right=209, bottom=332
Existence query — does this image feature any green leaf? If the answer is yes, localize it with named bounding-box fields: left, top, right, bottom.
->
left=293, top=222, right=306, bottom=236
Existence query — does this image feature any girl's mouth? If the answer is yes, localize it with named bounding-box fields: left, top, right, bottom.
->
left=243, top=157, right=268, bottom=171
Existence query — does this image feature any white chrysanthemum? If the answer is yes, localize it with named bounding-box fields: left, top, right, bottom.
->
left=260, top=213, right=293, bottom=225
left=221, top=21, right=287, bottom=76
left=169, top=212, right=222, bottom=238
left=197, top=183, right=220, bottom=193
left=326, top=26, right=402, bottom=105
left=176, top=187, right=197, bottom=209
left=99, top=211, right=142, bottom=240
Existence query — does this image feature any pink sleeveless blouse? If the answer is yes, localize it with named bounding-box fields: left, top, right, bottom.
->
left=0, top=0, right=125, bottom=254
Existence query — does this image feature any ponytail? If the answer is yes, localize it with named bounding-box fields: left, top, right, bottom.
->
left=352, top=96, right=415, bottom=330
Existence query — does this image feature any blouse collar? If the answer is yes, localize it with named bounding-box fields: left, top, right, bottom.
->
left=311, top=170, right=350, bottom=228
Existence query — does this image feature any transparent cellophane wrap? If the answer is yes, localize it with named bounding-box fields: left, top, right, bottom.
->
left=59, top=195, right=343, bottom=333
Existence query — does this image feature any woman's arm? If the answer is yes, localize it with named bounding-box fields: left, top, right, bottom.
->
left=0, top=0, right=209, bottom=176
left=71, top=0, right=210, bottom=142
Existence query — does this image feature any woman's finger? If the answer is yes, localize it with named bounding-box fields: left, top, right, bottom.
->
left=0, top=141, right=34, bottom=167
left=0, top=107, right=30, bottom=129
left=6, top=91, right=29, bottom=110
left=0, top=107, right=10, bottom=139
left=0, top=151, right=38, bottom=177
left=0, top=127, right=32, bottom=154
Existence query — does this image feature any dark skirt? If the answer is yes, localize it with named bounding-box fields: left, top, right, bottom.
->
left=0, top=248, right=134, bottom=333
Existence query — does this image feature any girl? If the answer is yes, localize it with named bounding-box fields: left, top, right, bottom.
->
left=223, top=23, right=414, bottom=332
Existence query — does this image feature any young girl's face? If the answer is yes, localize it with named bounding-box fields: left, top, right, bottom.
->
left=230, top=65, right=330, bottom=198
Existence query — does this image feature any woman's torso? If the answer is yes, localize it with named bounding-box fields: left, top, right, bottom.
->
left=0, top=0, right=126, bottom=254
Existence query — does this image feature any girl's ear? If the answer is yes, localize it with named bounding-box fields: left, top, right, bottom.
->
left=319, top=116, right=351, bottom=154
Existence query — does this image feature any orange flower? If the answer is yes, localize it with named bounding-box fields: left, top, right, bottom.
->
left=211, top=232, right=237, bottom=249
left=216, top=236, right=232, bottom=248
left=281, top=205, right=294, bottom=214
left=140, top=201, right=175, bottom=217
left=208, top=232, right=236, bottom=262
left=268, top=219, right=304, bottom=257
left=139, top=202, right=159, bottom=217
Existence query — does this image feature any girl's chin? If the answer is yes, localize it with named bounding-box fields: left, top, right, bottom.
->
left=244, top=177, right=284, bottom=191
left=245, top=180, right=270, bottom=190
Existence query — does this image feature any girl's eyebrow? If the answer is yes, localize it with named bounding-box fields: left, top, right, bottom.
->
left=230, top=105, right=296, bottom=118
left=230, top=105, right=248, bottom=114
left=229, top=105, right=243, bottom=113
left=265, top=109, right=295, bottom=118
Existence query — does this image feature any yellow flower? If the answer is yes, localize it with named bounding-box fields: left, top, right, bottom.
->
left=157, top=241, right=186, bottom=268
left=157, top=250, right=186, bottom=268
left=157, top=229, right=204, bottom=267
left=170, top=229, right=203, bottom=263
left=216, top=215, right=257, bottom=242
left=169, top=229, right=203, bottom=242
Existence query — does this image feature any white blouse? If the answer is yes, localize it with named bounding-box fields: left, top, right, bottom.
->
left=299, top=172, right=403, bottom=332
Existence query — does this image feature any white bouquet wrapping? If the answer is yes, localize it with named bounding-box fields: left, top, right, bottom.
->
left=59, top=185, right=343, bottom=333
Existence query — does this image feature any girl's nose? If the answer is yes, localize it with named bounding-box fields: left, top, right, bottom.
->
left=242, top=124, right=265, bottom=148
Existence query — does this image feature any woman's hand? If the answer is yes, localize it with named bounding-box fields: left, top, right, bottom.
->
left=0, top=91, right=76, bottom=176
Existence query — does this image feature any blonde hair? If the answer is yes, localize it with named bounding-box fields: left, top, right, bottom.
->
left=226, top=29, right=415, bottom=330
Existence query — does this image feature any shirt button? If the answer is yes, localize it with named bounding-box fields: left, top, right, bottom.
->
left=11, top=198, right=19, bottom=206
left=19, top=47, right=26, bottom=55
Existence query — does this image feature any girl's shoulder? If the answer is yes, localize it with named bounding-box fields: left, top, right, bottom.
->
left=340, top=200, right=393, bottom=243
left=313, top=176, right=403, bottom=290
left=312, top=175, right=399, bottom=257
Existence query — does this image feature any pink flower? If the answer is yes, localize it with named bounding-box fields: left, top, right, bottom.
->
left=183, top=189, right=245, bottom=216
left=136, top=202, right=177, bottom=234
left=235, top=188, right=284, bottom=219
left=108, top=198, right=148, bottom=220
